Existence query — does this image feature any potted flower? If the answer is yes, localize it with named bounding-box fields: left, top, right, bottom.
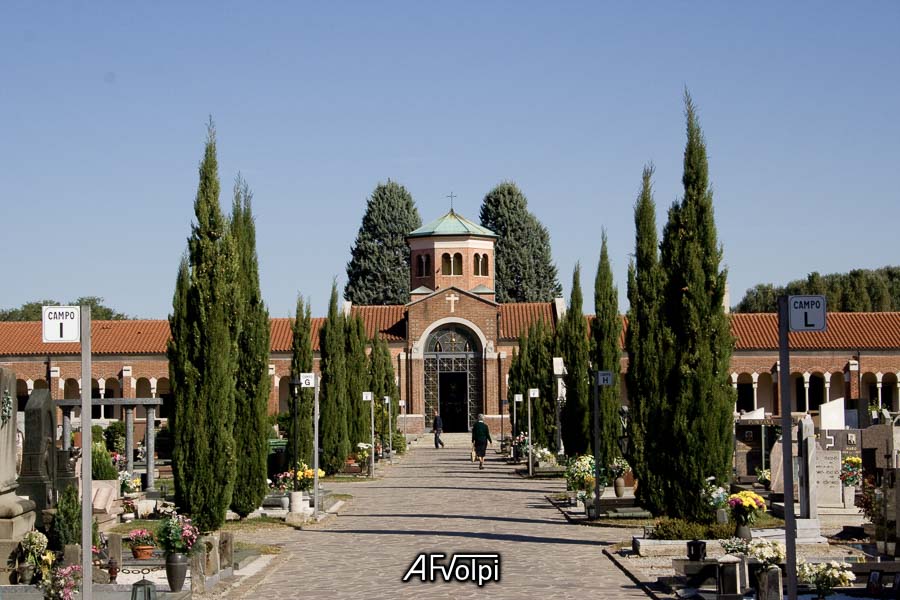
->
left=39, top=564, right=81, bottom=600
left=119, top=470, right=141, bottom=495
left=128, top=528, right=156, bottom=560
left=17, top=530, right=48, bottom=584
left=608, top=457, right=631, bottom=497
left=532, top=446, right=554, bottom=468
left=797, top=560, right=855, bottom=598
left=727, top=490, right=766, bottom=540
left=756, top=467, right=771, bottom=489
left=840, top=456, right=862, bottom=508
left=156, top=514, right=199, bottom=593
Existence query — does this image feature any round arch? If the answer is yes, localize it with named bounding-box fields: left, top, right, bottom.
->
left=412, top=316, right=489, bottom=358
left=422, top=323, right=483, bottom=433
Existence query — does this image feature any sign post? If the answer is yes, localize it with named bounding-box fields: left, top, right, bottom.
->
left=363, top=392, right=374, bottom=477
left=528, top=389, right=538, bottom=477
left=594, top=371, right=614, bottom=518
left=780, top=295, right=826, bottom=600
left=300, top=373, right=318, bottom=518
left=384, top=396, right=393, bottom=464
left=513, top=394, right=522, bottom=462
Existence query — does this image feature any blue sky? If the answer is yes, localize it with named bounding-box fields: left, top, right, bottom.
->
left=3, top=2, right=898, bottom=318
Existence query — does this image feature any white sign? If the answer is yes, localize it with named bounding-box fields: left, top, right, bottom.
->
left=399, top=400, right=406, bottom=408
left=596, top=371, right=614, bottom=386
left=789, top=295, right=827, bottom=332
left=362, top=391, right=373, bottom=402
left=42, top=306, right=81, bottom=343
left=300, top=373, right=316, bottom=388
left=528, top=388, right=539, bottom=398
left=514, top=394, right=523, bottom=403
left=384, top=396, right=390, bottom=403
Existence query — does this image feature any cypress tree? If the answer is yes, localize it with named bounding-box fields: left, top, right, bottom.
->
left=345, top=180, right=421, bottom=305
left=479, top=182, right=562, bottom=303
left=659, top=92, right=734, bottom=521
left=345, top=314, right=369, bottom=446
left=319, top=282, right=350, bottom=474
left=368, top=332, right=397, bottom=444
left=289, top=296, right=314, bottom=467
left=559, top=264, right=591, bottom=456
left=591, top=231, right=622, bottom=471
left=167, top=257, right=196, bottom=511
left=625, top=165, right=668, bottom=515
left=230, top=179, right=271, bottom=518
left=507, top=340, right=527, bottom=437
left=168, top=120, right=237, bottom=531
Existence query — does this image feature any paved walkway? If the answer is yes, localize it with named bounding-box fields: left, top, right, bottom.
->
left=220, top=438, right=650, bottom=599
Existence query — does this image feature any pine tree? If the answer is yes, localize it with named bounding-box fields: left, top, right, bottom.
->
left=345, top=314, right=369, bottom=446
left=345, top=180, right=421, bottom=305
left=289, top=296, right=314, bottom=467
left=319, top=283, right=350, bottom=474
left=479, top=182, right=562, bottom=303
left=168, top=120, right=237, bottom=531
left=559, top=264, right=591, bottom=456
left=659, top=92, right=734, bottom=521
left=591, top=231, right=622, bottom=472
left=625, top=165, right=668, bottom=515
left=230, top=178, right=271, bottom=518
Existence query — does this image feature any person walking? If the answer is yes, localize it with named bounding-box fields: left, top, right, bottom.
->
left=471, top=413, right=492, bottom=470
left=433, top=410, right=445, bottom=449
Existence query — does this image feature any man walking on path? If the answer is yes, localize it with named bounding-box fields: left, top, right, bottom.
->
left=433, top=410, right=445, bottom=449
left=471, top=413, right=492, bottom=469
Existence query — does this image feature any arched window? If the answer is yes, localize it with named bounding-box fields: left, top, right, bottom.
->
left=473, top=254, right=481, bottom=276
left=452, top=253, right=462, bottom=275
left=481, top=254, right=489, bottom=277
left=424, top=254, right=431, bottom=277
left=416, top=255, right=426, bottom=278
left=442, top=253, right=452, bottom=275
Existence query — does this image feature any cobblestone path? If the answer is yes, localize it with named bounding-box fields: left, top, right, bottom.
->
left=222, top=439, right=649, bottom=600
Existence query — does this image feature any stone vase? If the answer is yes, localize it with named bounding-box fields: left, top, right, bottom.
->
left=755, top=565, right=782, bottom=600
left=165, top=552, right=188, bottom=592
left=614, top=477, right=626, bottom=498
left=16, top=563, right=35, bottom=585
left=279, top=495, right=290, bottom=510
left=735, top=523, right=752, bottom=541
left=843, top=485, right=855, bottom=509
left=289, top=491, right=308, bottom=513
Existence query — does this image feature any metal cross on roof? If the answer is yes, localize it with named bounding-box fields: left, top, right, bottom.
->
left=446, top=192, right=456, bottom=212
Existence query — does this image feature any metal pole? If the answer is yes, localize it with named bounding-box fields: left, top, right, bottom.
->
left=555, top=377, right=563, bottom=455
left=778, top=295, right=798, bottom=600
left=527, top=396, right=533, bottom=478
left=313, top=379, right=320, bottom=519
left=500, top=399, right=504, bottom=453
left=292, top=390, right=299, bottom=492
left=593, top=373, right=601, bottom=520
left=761, top=423, right=766, bottom=471
left=370, top=399, right=375, bottom=478
left=80, top=305, right=92, bottom=600
left=512, top=396, right=517, bottom=461
left=387, top=397, right=393, bottom=464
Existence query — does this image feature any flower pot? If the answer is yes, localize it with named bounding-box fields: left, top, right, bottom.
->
left=165, top=552, right=188, bottom=592
left=280, top=495, right=290, bottom=510
left=843, top=485, right=855, bottom=509
left=735, top=523, right=752, bottom=541
left=290, top=491, right=308, bottom=514
left=876, top=540, right=886, bottom=553
left=614, top=477, right=626, bottom=498
left=131, top=545, right=154, bottom=560
left=16, top=563, right=35, bottom=585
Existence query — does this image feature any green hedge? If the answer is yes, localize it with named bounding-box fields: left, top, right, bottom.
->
left=649, top=517, right=735, bottom=540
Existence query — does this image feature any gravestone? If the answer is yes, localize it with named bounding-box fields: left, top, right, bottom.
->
left=17, top=388, right=58, bottom=517
left=815, top=449, right=843, bottom=508
left=769, top=426, right=799, bottom=496
left=799, top=416, right=818, bottom=519
left=0, top=367, right=37, bottom=584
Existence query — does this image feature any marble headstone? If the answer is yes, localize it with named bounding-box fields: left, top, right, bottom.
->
left=815, top=449, right=843, bottom=508
left=17, top=388, right=58, bottom=517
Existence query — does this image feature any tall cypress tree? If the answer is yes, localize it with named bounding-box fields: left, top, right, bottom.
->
left=625, top=165, right=668, bottom=515
left=659, top=92, right=734, bottom=521
left=230, top=178, right=271, bottom=518
left=591, top=231, right=622, bottom=471
left=345, top=180, right=421, bottom=305
left=168, top=120, right=236, bottom=531
left=289, top=296, right=314, bottom=467
left=319, top=283, right=350, bottom=474
left=369, top=332, right=397, bottom=443
left=479, top=182, right=562, bottom=302
left=167, top=257, right=195, bottom=511
left=559, top=264, right=591, bottom=456
left=345, top=314, right=369, bottom=446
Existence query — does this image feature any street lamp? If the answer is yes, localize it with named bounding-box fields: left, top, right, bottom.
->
left=514, top=394, right=523, bottom=462
left=553, top=357, right=566, bottom=456
left=362, top=392, right=374, bottom=477
left=384, top=396, right=393, bottom=464
left=528, top=389, right=538, bottom=478
left=289, top=378, right=302, bottom=492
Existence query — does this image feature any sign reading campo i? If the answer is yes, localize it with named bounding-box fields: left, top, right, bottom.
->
left=42, top=305, right=81, bottom=343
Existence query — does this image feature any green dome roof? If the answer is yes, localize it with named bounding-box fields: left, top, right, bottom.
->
left=408, top=210, right=497, bottom=239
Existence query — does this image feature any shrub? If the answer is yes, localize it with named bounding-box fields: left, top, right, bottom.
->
left=391, top=432, right=407, bottom=455
left=50, top=487, right=81, bottom=550
left=104, top=420, right=126, bottom=454
left=92, top=443, right=118, bottom=480
left=650, top=518, right=734, bottom=540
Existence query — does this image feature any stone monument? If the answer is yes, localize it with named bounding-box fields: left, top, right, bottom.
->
left=0, top=367, right=37, bottom=584
left=17, top=388, right=58, bottom=519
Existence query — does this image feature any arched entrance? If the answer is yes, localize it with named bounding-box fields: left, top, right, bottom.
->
left=424, top=325, right=482, bottom=433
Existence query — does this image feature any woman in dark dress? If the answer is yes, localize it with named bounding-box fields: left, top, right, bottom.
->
left=471, top=413, right=492, bottom=470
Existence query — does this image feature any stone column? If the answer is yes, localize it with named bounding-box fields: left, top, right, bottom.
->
left=145, top=405, right=156, bottom=491
left=731, top=373, right=738, bottom=412
left=876, top=379, right=883, bottom=409
left=61, top=407, right=72, bottom=450
left=802, top=372, right=810, bottom=412
left=125, top=406, right=134, bottom=474
left=752, top=383, right=758, bottom=411
left=895, top=380, right=900, bottom=413
left=824, top=372, right=831, bottom=404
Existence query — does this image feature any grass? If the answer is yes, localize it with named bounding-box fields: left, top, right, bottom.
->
left=235, top=541, right=282, bottom=555
left=111, top=515, right=296, bottom=537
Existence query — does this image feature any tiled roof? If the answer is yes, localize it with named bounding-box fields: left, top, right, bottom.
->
left=0, top=320, right=171, bottom=355
left=499, top=303, right=556, bottom=339
left=408, top=210, right=497, bottom=239
left=730, top=312, right=900, bottom=350
left=269, top=317, right=325, bottom=353
left=350, top=305, right=406, bottom=342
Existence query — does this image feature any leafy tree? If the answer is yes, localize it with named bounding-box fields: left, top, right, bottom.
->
left=345, top=314, right=370, bottom=446
left=345, top=180, right=421, bottom=305
left=625, top=165, right=668, bottom=515
left=658, top=92, right=734, bottom=521
left=479, top=182, right=562, bottom=302
left=289, top=296, right=315, bottom=468
left=319, top=282, right=350, bottom=474
left=0, top=297, right=128, bottom=321
left=230, top=178, right=271, bottom=518
left=559, top=264, right=591, bottom=456
left=591, top=231, right=622, bottom=472
left=167, top=120, right=237, bottom=531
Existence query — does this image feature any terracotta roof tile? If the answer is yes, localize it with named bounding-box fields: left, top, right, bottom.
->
left=350, top=305, right=406, bottom=343
left=730, top=312, right=900, bottom=350
left=499, top=303, right=556, bottom=339
left=0, top=320, right=171, bottom=355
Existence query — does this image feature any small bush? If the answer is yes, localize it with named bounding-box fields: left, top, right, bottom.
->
left=92, top=443, right=118, bottom=480
left=91, top=424, right=104, bottom=442
left=104, top=420, right=126, bottom=454
left=650, top=518, right=735, bottom=540
left=391, top=432, right=407, bottom=455
left=51, top=486, right=81, bottom=550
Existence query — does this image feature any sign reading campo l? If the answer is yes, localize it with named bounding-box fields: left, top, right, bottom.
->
left=42, top=306, right=81, bottom=343
left=788, top=295, right=827, bottom=332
